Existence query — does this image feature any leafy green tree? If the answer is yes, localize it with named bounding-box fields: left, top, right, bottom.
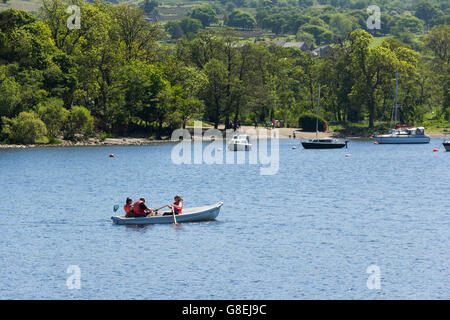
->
left=141, top=0, right=159, bottom=15
left=36, top=97, right=69, bottom=138
left=296, top=30, right=316, bottom=49
left=1, top=111, right=47, bottom=144
left=299, top=24, right=333, bottom=45
left=225, top=10, right=256, bottom=30
left=0, top=76, right=21, bottom=121
left=415, top=1, right=443, bottom=27
left=66, top=106, right=94, bottom=139
left=0, top=8, right=35, bottom=34
left=191, top=6, right=218, bottom=28
left=203, top=59, right=228, bottom=128
left=349, top=29, right=399, bottom=128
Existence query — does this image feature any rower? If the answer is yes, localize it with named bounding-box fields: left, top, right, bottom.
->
left=169, top=195, right=183, bottom=215
left=132, top=198, right=155, bottom=217
left=124, top=197, right=134, bottom=217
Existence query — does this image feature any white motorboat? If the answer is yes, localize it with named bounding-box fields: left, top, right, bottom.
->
left=443, top=140, right=450, bottom=151
left=227, top=134, right=252, bottom=151
left=375, top=126, right=430, bottom=144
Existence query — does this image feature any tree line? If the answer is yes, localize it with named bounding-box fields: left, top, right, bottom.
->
left=0, top=0, right=449, bottom=144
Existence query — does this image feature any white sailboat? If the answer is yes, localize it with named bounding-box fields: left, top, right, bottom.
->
left=374, top=71, right=430, bottom=144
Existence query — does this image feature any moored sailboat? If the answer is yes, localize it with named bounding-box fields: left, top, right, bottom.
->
left=374, top=71, right=430, bottom=144
left=301, top=83, right=348, bottom=149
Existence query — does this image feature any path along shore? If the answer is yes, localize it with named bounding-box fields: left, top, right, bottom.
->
left=1, top=126, right=448, bottom=149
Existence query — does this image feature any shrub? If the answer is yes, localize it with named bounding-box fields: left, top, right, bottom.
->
left=36, top=98, right=69, bottom=138
left=298, top=112, right=326, bottom=132
left=65, top=106, right=94, bottom=139
left=1, top=111, right=47, bottom=144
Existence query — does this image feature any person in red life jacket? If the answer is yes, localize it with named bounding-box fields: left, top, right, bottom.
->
left=132, top=198, right=155, bottom=217
left=124, top=197, right=134, bottom=217
left=168, top=195, right=183, bottom=215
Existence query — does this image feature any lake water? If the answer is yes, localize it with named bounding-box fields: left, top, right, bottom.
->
left=0, top=138, right=449, bottom=299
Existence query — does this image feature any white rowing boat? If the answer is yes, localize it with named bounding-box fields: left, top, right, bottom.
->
left=111, top=202, right=223, bottom=225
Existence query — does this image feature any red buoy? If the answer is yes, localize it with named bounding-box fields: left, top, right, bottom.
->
left=373, top=141, right=378, bottom=144
left=433, top=149, right=438, bottom=152
left=109, top=153, right=114, bottom=157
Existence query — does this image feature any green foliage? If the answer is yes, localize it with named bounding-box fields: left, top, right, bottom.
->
left=225, top=10, right=257, bottom=30
left=191, top=6, right=218, bottom=28
left=298, top=112, right=326, bottom=132
left=166, top=18, right=202, bottom=39
left=65, top=106, right=94, bottom=139
left=36, top=97, right=69, bottom=138
left=1, top=111, right=47, bottom=144
left=0, top=0, right=448, bottom=144
left=0, top=76, right=21, bottom=120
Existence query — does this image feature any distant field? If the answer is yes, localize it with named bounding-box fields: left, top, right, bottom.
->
left=0, top=0, right=41, bottom=13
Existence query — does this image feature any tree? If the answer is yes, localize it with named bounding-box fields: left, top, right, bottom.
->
left=349, top=29, right=399, bottom=128
left=36, top=97, right=69, bottom=138
left=66, top=106, right=94, bottom=139
left=111, top=4, right=160, bottom=61
left=415, top=1, right=443, bottom=27
left=298, top=24, right=333, bottom=45
left=191, top=6, right=218, bottom=28
left=203, top=59, right=228, bottom=128
left=296, top=30, right=316, bottom=49
left=141, top=0, right=159, bottom=15
left=0, top=76, right=21, bottom=121
left=1, top=111, right=47, bottom=144
left=225, top=10, right=256, bottom=30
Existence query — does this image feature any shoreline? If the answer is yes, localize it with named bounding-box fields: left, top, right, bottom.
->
left=1, top=128, right=448, bottom=149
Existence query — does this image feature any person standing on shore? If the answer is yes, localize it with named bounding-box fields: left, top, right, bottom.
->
left=293, top=131, right=296, bottom=139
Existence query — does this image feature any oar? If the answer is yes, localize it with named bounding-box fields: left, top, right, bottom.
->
left=155, top=204, right=169, bottom=213
left=171, top=206, right=178, bottom=225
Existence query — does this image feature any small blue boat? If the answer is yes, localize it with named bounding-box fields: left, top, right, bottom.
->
left=111, top=202, right=223, bottom=225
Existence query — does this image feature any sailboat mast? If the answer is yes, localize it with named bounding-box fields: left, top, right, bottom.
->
left=316, top=83, right=321, bottom=139
left=394, top=71, right=398, bottom=127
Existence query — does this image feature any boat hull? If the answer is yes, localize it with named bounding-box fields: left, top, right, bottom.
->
left=444, top=142, right=450, bottom=151
left=111, top=202, right=223, bottom=225
left=374, top=136, right=430, bottom=144
left=301, top=140, right=347, bottom=149
left=228, top=143, right=251, bottom=151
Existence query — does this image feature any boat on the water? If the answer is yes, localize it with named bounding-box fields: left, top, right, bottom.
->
left=301, top=83, right=348, bottom=149
left=374, top=71, right=430, bottom=144
left=444, top=140, right=450, bottom=151
left=111, top=202, right=223, bottom=225
left=302, top=138, right=348, bottom=149
left=375, top=125, right=430, bottom=144
left=228, top=134, right=252, bottom=151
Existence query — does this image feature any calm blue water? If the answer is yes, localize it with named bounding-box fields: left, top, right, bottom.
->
left=0, top=138, right=449, bottom=299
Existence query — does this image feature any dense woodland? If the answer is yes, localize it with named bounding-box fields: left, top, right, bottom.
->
left=0, top=0, right=449, bottom=144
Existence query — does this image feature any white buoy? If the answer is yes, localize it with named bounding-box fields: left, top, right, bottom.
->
left=345, top=153, right=351, bottom=157
left=292, top=146, right=297, bottom=149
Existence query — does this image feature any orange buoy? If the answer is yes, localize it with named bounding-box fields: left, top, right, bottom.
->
left=373, top=141, right=378, bottom=144
left=109, top=153, right=115, bottom=157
